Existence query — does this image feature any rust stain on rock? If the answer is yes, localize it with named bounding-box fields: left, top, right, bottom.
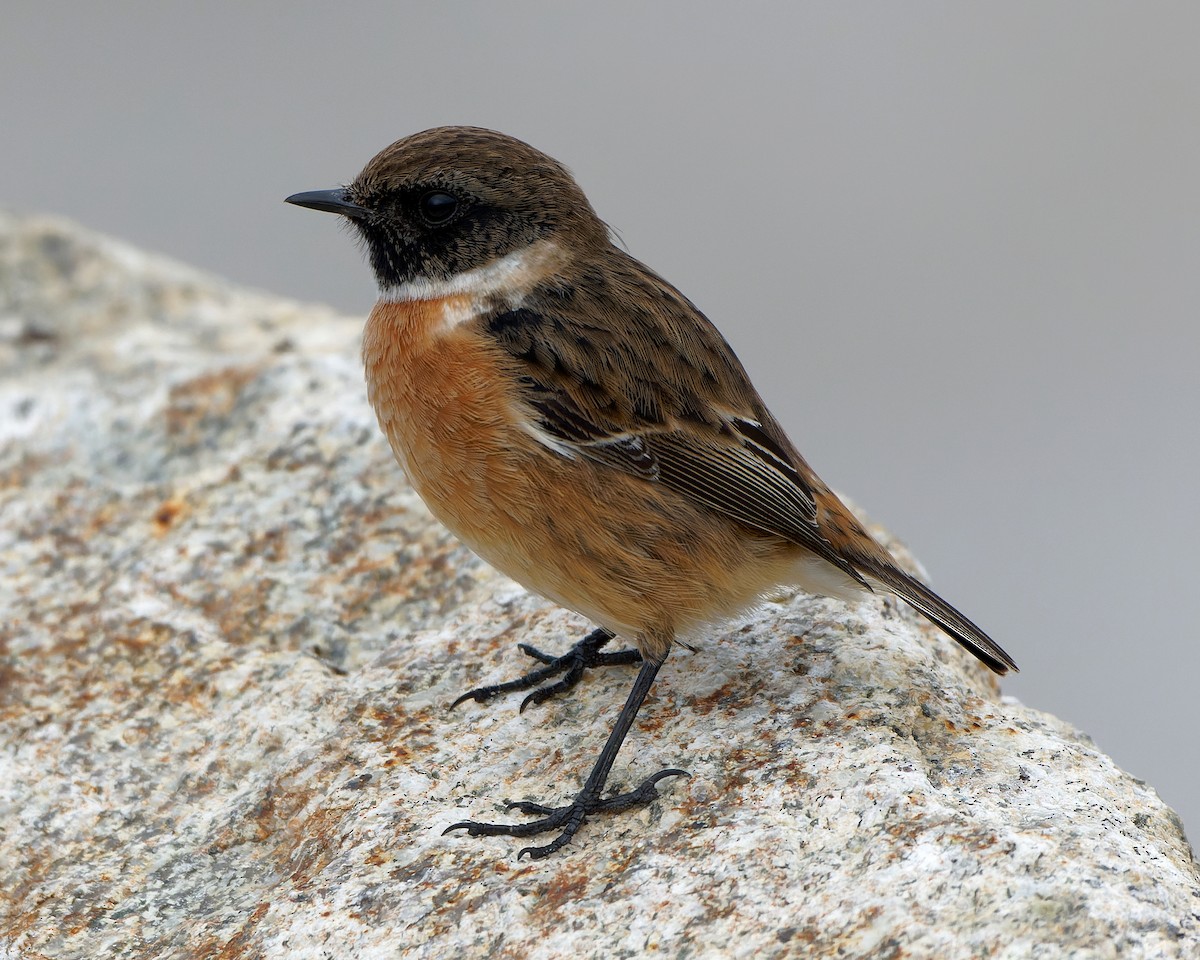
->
left=165, top=365, right=260, bottom=443
left=537, top=862, right=592, bottom=914
left=152, top=496, right=187, bottom=535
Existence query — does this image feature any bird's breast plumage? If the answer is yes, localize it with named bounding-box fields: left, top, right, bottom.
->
left=362, top=296, right=520, bottom=517
left=358, top=294, right=830, bottom=654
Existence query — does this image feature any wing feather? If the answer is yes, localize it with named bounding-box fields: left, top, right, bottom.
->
left=473, top=250, right=1015, bottom=673
left=486, top=287, right=866, bottom=585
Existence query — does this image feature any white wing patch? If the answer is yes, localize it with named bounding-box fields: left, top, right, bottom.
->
left=519, top=419, right=581, bottom=460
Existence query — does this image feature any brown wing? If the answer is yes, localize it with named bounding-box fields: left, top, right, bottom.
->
left=477, top=247, right=1018, bottom=675
left=479, top=250, right=868, bottom=587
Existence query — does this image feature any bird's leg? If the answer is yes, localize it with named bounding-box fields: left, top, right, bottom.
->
left=444, top=653, right=686, bottom=859
left=450, top=626, right=642, bottom=713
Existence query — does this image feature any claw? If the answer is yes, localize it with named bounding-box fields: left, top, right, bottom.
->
left=450, top=627, right=641, bottom=713
left=445, top=650, right=675, bottom=858
left=516, top=642, right=558, bottom=665
left=445, top=767, right=687, bottom=859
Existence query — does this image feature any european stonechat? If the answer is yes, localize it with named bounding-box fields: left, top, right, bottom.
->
left=286, top=126, right=1017, bottom=859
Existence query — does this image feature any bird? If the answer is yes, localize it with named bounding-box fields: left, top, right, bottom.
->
left=285, top=126, right=1017, bottom=859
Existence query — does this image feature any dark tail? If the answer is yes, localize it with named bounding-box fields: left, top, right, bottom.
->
left=859, top=561, right=1018, bottom=675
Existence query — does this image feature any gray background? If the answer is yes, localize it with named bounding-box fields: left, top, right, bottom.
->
left=4, top=3, right=1196, bottom=838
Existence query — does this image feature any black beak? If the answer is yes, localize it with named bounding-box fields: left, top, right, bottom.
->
left=285, top=188, right=370, bottom=219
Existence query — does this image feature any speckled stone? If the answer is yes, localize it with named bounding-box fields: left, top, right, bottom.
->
left=1, top=212, right=1197, bottom=960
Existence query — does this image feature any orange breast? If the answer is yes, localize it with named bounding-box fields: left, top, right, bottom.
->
left=359, top=297, right=814, bottom=655
left=362, top=298, right=522, bottom=527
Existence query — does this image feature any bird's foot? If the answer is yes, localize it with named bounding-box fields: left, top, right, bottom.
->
left=450, top=627, right=642, bottom=713
left=443, top=768, right=687, bottom=859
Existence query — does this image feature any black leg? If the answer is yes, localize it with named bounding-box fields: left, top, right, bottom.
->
left=450, top=626, right=643, bottom=713
left=444, top=653, right=687, bottom=859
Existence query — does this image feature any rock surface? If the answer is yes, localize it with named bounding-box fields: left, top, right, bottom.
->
left=1, top=211, right=1197, bottom=959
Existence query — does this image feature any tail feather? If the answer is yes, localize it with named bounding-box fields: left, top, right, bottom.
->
left=859, top=561, right=1018, bottom=675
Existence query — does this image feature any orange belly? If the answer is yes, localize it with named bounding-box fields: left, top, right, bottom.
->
left=361, top=298, right=817, bottom=657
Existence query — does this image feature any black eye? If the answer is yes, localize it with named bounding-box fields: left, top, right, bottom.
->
left=419, top=191, right=459, bottom=224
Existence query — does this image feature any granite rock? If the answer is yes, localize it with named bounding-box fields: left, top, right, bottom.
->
left=1, top=212, right=1196, bottom=959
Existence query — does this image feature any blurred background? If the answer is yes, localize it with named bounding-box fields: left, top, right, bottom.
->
left=3, top=3, right=1196, bottom=836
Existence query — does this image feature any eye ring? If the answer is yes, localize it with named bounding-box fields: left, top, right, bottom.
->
left=419, top=190, right=459, bottom=225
